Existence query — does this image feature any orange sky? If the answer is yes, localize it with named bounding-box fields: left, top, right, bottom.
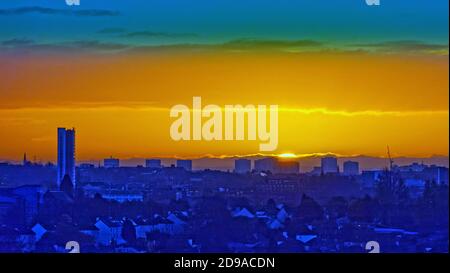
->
left=0, top=51, right=448, bottom=162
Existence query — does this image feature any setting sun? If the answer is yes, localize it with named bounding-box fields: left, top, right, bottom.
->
left=278, top=153, right=298, bottom=158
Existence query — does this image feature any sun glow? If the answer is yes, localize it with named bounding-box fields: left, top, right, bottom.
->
left=0, top=52, right=447, bottom=161
left=278, top=153, right=298, bottom=158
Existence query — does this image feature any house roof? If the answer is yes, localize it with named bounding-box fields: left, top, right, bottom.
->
left=232, top=208, right=255, bottom=218
left=32, top=222, right=56, bottom=231
left=267, top=219, right=284, bottom=230
left=134, top=217, right=149, bottom=226
left=96, top=218, right=122, bottom=228
left=146, top=215, right=172, bottom=225
left=79, top=224, right=99, bottom=231
left=373, top=227, right=418, bottom=235
left=167, top=212, right=188, bottom=224
left=296, top=234, right=317, bottom=244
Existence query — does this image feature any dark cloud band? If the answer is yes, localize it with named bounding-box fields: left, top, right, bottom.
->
left=0, top=6, right=119, bottom=17
left=1, top=37, right=448, bottom=56
left=351, top=40, right=449, bottom=52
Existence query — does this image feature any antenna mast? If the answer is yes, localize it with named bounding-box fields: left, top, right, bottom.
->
left=387, top=145, right=394, bottom=171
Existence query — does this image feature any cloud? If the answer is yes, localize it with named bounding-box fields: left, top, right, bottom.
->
left=219, top=39, right=323, bottom=50
left=2, top=38, right=34, bottom=46
left=0, top=101, right=162, bottom=111
left=280, top=107, right=449, bottom=117
left=0, top=37, right=324, bottom=54
left=97, top=28, right=127, bottom=34
left=127, top=39, right=324, bottom=54
left=351, top=40, right=449, bottom=54
left=1, top=37, right=447, bottom=56
left=122, top=31, right=198, bottom=39
left=0, top=6, right=119, bottom=16
left=63, top=40, right=129, bottom=51
left=0, top=39, right=130, bottom=54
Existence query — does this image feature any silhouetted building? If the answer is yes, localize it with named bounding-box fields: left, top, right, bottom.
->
left=79, top=163, right=95, bottom=169
left=423, top=165, right=449, bottom=184
left=256, top=175, right=301, bottom=205
left=235, top=159, right=251, bottom=174
left=145, top=159, right=162, bottom=168
left=396, top=162, right=426, bottom=173
left=254, top=158, right=277, bottom=173
left=343, top=161, right=359, bottom=176
left=104, top=157, right=120, bottom=168
left=177, top=160, right=192, bottom=171
left=276, top=160, right=300, bottom=174
left=361, top=170, right=384, bottom=185
left=321, top=157, right=338, bottom=174
left=57, top=127, right=76, bottom=187
left=22, top=153, right=30, bottom=166
left=310, top=166, right=322, bottom=176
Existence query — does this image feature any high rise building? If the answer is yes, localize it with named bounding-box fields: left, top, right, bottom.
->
left=275, top=160, right=300, bottom=174
left=22, top=153, right=30, bottom=166
left=104, top=157, right=120, bottom=168
left=145, top=159, right=162, bottom=168
left=177, top=159, right=192, bottom=171
left=343, top=161, right=359, bottom=176
left=321, top=157, right=338, bottom=174
left=254, top=157, right=277, bottom=173
left=235, top=159, right=251, bottom=174
left=57, top=127, right=76, bottom=187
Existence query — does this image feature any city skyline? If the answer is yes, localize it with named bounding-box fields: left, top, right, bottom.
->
left=3, top=131, right=448, bottom=173
left=3, top=128, right=448, bottom=178
left=1, top=125, right=449, bottom=171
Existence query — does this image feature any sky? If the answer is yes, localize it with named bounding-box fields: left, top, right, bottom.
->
left=0, top=0, right=448, bottom=163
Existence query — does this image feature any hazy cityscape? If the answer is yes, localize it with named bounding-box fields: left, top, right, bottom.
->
left=0, top=127, right=448, bottom=253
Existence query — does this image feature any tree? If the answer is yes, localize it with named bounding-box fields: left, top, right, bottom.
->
left=375, top=169, right=413, bottom=225
left=376, top=169, right=409, bottom=205
left=348, top=195, right=378, bottom=223
left=265, top=198, right=278, bottom=217
left=326, top=196, right=348, bottom=219
left=121, top=218, right=137, bottom=245
left=418, top=180, right=449, bottom=231
left=296, top=194, right=324, bottom=223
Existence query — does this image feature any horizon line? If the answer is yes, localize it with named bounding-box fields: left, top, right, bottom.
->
left=3, top=152, right=449, bottom=165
